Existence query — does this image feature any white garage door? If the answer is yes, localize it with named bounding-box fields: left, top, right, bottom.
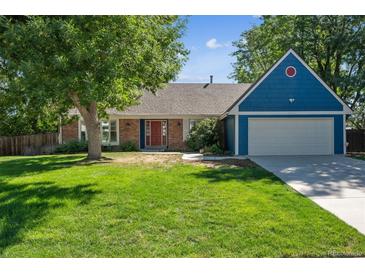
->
left=248, top=118, right=334, bottom=156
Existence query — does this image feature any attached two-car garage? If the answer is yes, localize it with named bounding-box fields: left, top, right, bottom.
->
left=247, top=118, right=334, bottom=156
left=228, top=50, right=351, bottom=156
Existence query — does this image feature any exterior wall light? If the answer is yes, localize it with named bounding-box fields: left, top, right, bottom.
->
left=289, top=98, right=295, bottom=104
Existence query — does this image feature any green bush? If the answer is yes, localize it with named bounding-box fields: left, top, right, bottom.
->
left=186, top=118, right=221, bottom=151
left=55, top=140, right=88, bottom=154
left=209, top=144, right=224, bottom=155
left=120, top=141, right=139, bottom=152
left=102, top=145, right=114, bottom=152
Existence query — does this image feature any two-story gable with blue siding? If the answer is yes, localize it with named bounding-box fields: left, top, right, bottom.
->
left=223, top=49, right=352, bottom=156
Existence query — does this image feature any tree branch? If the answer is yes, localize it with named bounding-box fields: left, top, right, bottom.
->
left=350, top=91, right=362, bottom=109
left=68, top=91, right=91, bottom=122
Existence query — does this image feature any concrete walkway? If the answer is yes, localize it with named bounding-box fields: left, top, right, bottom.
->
left=182, top=153, right=247, bottom=161
left=250, top=155, right=365, bottom=235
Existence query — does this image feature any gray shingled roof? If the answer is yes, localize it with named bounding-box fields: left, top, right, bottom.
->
left=107, top=83, right=251, bottom=116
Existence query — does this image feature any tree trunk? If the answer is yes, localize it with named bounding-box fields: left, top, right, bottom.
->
left=69, top=92, right=102, bottom=160
left=84, top=116, right=101, bottom=160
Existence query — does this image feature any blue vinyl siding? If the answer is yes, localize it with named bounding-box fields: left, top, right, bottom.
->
left=333, top=115, right=344, bottom=154
left=239, top=53, right=343, bottom=112
left=238, top=115, right=344, bottom=155
left=224, top=115, right=235, bottom=154
left=140, top=119, right=145, bottom=149
left=238, top=116, right=248, bottom=155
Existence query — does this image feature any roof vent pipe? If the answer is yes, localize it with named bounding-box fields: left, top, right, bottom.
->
left=210, top=75, right=213, bottom=84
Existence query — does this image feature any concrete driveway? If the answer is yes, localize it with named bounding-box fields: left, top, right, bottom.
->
left=250, top=155, right=365, bottom=235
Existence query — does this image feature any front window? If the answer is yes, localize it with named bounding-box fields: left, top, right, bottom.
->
left=101, top=121, right=110, bottom=143
left=110, top=120, right=117, bottom=142
left=101, top=120, right=117, bottom=144
left=189, top=119, right=201, bottom=131
left=80, top=120, right=87, bottom=141
left=80, top=119, right=117, bottom=144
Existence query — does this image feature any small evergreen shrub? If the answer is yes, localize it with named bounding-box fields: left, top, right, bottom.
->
left=102, top=145, right=114, bottom=152
left=120, top=141, right=139, bottom=152
left=186, top=118, right=221, bottom=151
left=209, top=144, right=224, bottom=155
left=55, top=140, right=88, bottom=154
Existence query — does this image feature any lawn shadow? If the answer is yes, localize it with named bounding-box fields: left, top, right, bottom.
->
left=0, top=155, right=113, bottom=180
left=192, top=162, right=281, bottom=185
left=0, top=155, right=84, bottom=179
left=0, top=180, right=100, bottom=255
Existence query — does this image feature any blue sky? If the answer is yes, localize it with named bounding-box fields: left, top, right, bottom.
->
left=175, top=16, right=262, bottom=83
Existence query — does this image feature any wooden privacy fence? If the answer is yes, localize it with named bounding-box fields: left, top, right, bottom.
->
left=1, top=130, right=363, bottom=156
left=346, top=129, right=365, bottom=153
left=0, top=133, right=59, bottom=156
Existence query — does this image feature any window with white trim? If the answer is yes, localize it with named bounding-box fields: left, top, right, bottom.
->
left=101, top=120, right=117, bottom=144
left=101, top=121, right=110, bottom=143
left=189, top=119, right=201, bottom=131
left=80, top=120, right=87, bottom=141
left=110, top=120, right=117, bottom=142
left=80, top=119, right=117, bottom=144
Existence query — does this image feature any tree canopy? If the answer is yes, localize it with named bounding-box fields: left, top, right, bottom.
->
left=0, top=16, right=188, bottom=158
left=231, top=16, right=365, bottom=128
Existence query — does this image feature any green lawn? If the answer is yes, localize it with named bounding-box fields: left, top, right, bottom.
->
left=1, top=153, right=365, bottom=257
left=347, top=153, right=365, bottom=161
left=352, top=155, right=365, bottom=161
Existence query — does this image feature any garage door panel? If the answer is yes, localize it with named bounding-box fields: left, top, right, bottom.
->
left=248, top=118, right=333, bottom=156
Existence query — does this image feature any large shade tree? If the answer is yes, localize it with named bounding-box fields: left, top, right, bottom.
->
left=0, top=16, right=188, bottom=159
left=0, top=16, right=63, bottom=136
left=0, top=61, right=62, bottom=136
left=231, top=16, right=365, bottom=128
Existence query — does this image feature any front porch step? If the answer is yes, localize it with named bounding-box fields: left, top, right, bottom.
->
left=182, top=153, right=247, bottom=161
left=141, top=148, right=166, bottom=152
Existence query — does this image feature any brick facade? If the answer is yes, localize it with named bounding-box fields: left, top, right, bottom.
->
left=61, top=118, right=186, bottom=151
left=167, top=119, right=185, bottom=150
left=119, top=119, right=140, bottom=147
left=61, top=120, right=78, bottom=143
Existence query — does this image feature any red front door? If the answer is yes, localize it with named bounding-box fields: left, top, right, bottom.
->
left=150, top=121, right=162, bottom=146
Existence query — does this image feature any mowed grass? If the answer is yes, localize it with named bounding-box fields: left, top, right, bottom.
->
left=351, top=155, right=365, bottom=161
left=0, top=153, right=365, bottom=257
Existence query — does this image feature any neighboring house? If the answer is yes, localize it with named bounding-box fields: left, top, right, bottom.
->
left=61, top=49, right=352, bottom=156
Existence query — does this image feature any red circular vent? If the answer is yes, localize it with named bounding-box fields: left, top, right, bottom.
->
left=285, top=66, right=296, bottom=77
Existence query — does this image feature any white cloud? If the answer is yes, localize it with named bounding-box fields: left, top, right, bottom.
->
left=206, top=38, right=231, bottom=49
left=206, top=38, right=223, bottom=49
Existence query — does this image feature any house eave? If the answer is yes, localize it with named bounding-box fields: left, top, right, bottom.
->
left=227, top=110, right=351, bottom=116
left=68, top=112, right=223, bottom=119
